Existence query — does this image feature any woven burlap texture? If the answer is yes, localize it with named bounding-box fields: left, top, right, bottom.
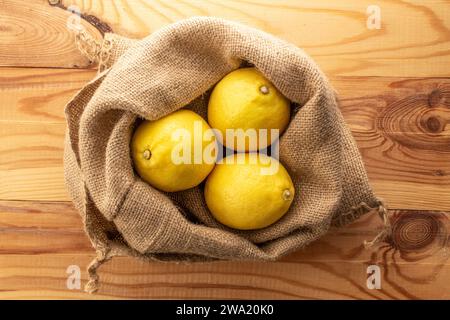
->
left=63, top=17, right=386, bottom=293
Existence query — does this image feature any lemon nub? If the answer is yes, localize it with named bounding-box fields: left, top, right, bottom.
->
left=259, top=85, right=269, bottom=94
left=143, top=149, right=152, bottom=160
left=282, top=189, right=292, bottom=201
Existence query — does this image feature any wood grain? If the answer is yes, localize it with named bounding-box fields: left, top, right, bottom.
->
left=336, top=77, right=450, bottom=211
left=0, top=122, right=67, bottom=201
left=1, top=0, right=450, bottom=76
left=1, top=0, right=450, bottom=300
left=0, top=0, right=102, bottom=68
left=1, top=200, right=449, bottom=299
left=0, top=67, right=95, bottom=122
left=1, top=68, right=449, bottom=210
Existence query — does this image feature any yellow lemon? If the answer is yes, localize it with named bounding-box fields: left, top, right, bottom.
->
left=204, top=153, right=295, bottom=230
left=131, top=109, right=216, bottom=192
left=208, top=67, right=290, bottom=151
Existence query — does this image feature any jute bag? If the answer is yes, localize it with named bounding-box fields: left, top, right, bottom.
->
left=64, top=17, right=389, bottom=293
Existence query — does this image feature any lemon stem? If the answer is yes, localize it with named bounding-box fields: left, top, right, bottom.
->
left=259, top=85, right=269, bottom=94
left=282, top=189, right=292, bottom=201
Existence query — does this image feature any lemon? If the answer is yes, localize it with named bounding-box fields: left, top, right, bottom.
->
left=131, top=109, right=216, bottom=192
left=208, top=67, right=290, bottom=151
left=204, top=153, right=295, bottom=230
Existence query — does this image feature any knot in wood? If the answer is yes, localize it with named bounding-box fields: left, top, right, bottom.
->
left=391, top=212, right=440, bottom=252
left=428, top=89, right=443, bottom=108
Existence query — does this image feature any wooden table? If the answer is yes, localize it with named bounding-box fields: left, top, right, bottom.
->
left=1, top=0, right=449, bottom=299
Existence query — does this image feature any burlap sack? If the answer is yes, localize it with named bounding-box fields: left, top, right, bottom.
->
left=64, top=17, right=388, bottom=293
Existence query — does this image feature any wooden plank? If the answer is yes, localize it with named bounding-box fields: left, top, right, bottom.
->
left=0, top=68, right=95, bottom=123
left=337, top=77, right=450, bottom=211
left=0, top=201, right=90, bottom=254
left=1, top=0, right=450, bottom=76
left=0, top=122, right=67, bottom=201
left=0, top=0, right=102, bottom=68
left=1, top=68, right=449, bottom=209
left=0, top=200, right=449, bottom=299
left=0, top=68, right=92, bottom=201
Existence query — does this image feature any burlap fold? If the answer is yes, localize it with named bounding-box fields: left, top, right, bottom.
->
left=63, top=17, right=386, bottom=293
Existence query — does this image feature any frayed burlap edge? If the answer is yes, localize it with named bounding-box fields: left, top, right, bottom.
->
left=75, top=28, right=113, bottom=73
left=332, top=198, right=391, bottom=248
